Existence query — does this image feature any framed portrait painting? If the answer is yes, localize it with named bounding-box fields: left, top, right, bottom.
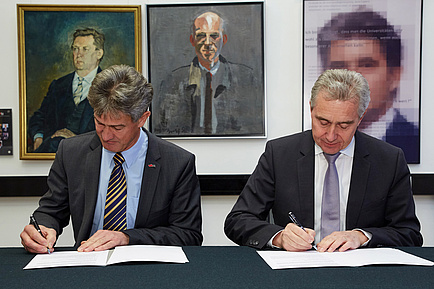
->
left=303, top=0, right=422, bottom=163
left=147, top=2, right=265, bottom=138
left=17, top=5, right=141, bottom=160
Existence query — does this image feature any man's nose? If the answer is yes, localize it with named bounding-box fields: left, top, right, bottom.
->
left=205, top=34, right=212, bottom=45
left=101, top=127, right=113, bottom=141
left=325, top=126, right=337, bottom=141
left=75, top=48, right=84, bottom=57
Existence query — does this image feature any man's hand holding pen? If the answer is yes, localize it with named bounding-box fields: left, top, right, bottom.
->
left=272, top=223, right=316, bottom=252
left=20, top=221, right=56, bottom=254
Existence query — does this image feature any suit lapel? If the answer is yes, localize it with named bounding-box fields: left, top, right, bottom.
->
left=297, top=131, right=315, bottom=228
left=77, top=134, right=102, bottom=242
left=135, top=130, right=161, bottom=227
left=79, top=100, right=94, bottom=133
left=346, top=131, right=371, bottom=229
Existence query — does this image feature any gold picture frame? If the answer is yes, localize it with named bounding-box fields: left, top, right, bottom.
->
left=17, top=5, right=141, bottom=160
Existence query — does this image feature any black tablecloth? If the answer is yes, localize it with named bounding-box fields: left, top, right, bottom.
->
left=2, top=246, right=434, bottom=288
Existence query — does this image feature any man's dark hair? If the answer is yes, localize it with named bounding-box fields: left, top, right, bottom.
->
left=317, top=8, right=401, bottom=69
left=71, top=28, right=105, bottom=60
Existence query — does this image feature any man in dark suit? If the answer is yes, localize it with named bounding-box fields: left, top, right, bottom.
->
left=20, top=65, right=202, bottom=253
left=316, top=9, right=420, bottom=163
left=28, top=28, right=104, bottom=153
left=153, top=11, right=264, bottom=136
left=225, top=69, right=422, bottom=252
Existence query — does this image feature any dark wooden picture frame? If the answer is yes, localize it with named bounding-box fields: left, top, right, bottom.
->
left=147, top=2, right=266, bottom=138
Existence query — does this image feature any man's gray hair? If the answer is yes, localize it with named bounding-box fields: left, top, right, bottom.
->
left=88, top=64, right=153, bottom=122
left=310, top=69, right=370, bottom=118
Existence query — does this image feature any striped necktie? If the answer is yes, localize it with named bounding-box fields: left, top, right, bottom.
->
left=73, top=77, right=84, bottom=106
left=103, top=153, right=127, bottom=231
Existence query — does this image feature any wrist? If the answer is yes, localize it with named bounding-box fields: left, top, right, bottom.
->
left=121, top=232, right=130, bottom=245
left=272, top=231, right=283, bottom=248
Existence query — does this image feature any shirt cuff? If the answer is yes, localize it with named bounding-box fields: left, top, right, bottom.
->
left=353, top=229, right=372, bottom=247
left=34, top=133, right=43, bottom=141
left=267, top=229, right=283, bottom=249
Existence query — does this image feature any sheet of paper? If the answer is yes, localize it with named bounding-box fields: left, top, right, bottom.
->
left=23, top=245, right=189, bottom=270
left=107, top=245, right=189, bottom=265
left=257, top=248, right=434, bottom=270
left=24, top=250, right=109, bottom=270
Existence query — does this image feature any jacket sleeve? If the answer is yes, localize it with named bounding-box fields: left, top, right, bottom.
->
left=123, top=153, right=203, bottom=246
left=224, top=141, right=284, bottom=249
left=362, top=149, right=423, bottom=247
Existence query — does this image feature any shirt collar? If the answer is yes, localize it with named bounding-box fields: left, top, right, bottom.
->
left=74, top=66, right=99, bottom=84
left=359, top=106, right=395, bottom=140
left=199, top=60, right=220, bottom=75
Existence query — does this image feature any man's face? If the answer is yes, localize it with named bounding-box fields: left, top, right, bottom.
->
left=190, top=14, right=227, bottom=67
left=327, top=39, right=401, bottom=125
left=311, top=91, right=363, bottom=155
left=94, top=111, right=150, bottom=153
left=72, top=35, right=103, bottom=75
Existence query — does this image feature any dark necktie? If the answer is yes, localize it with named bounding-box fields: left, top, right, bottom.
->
left=320, top=152, right=340, bottom=239
left=204, top=72, right=213, bottom=134
left=103, top=153, right=127, bottom=231
left=73, top=77, right=84, bottom=106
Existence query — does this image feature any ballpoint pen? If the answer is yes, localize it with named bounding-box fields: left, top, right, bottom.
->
left=288, top=211, right=317, bottom=250
left=30, top=215, right=51, bottom=254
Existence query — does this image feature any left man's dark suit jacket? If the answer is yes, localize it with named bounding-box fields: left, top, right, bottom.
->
left=33, top=129, right=203, bottom=248
left=28, top=69, right=101, bottom=153
left=224, top=130, right=422, bottom=249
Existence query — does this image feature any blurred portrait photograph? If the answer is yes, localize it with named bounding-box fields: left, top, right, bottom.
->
left=18, top=5, right=141, bottom=159
left=147, top=2, right=265, bottom=138
left=303, top=0, right=422, bottom=163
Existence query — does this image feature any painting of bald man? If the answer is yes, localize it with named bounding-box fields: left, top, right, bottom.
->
left=147, top=3, right=265, bottom=137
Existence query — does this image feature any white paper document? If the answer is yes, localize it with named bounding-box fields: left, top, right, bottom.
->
left=24, top=245, right=189, bottom=270
left=257, top=248, right=434, bottom=270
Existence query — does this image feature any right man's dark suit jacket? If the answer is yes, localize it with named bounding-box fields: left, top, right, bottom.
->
left=224, top=130, right=422, bottom=249
left=33, top=129, right=203, bottom=248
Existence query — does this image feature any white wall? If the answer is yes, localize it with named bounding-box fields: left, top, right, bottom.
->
left=1, top=0, right=433, bottom=247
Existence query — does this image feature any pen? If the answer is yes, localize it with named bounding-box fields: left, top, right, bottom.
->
left=30, top=214, right=51, bottom=254
left=288, top=211, right=317, bottom=250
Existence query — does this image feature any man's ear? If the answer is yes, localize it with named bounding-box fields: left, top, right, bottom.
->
left=97, top=49, right=104, bottom=60
left=358, top=110, right=367, bottom=126
left=138, top=111, right=151, bottom=127
left=190, top=34, right=195, bottom=47
left=223, top=34, right=228, bottom=46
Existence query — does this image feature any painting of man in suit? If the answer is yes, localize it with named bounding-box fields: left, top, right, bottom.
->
left=303, top=1, right=421, bottom=163
left=28, top=28, right=104, bottom=153
left=19, top=7, right=139, bottom=158
left=148, top=4, right=265, bottom=137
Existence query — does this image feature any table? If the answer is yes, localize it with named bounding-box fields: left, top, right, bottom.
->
left=1, top=246, right=433, bottom=288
